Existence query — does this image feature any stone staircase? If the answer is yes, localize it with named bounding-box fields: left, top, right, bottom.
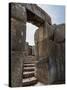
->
left=22, top=56, right=38, bottom=87
left=24, top=56, right=37, bottom=64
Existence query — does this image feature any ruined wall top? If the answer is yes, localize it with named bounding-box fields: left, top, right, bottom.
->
left=11, top=3, right=52, bottom=25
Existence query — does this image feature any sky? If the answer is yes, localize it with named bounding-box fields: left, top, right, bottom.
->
left=26, top=23, right=38, bottom=46
left=38, top=4, right=65, bottom=24
left=26, top=4, right=65, bottom=46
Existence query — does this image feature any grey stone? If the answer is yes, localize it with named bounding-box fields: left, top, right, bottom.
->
left=11, top=3, right=26, bottom=22
left=35, top=58, right=48, bottom=84
left=11, top=51, right=24, bottom=87
left=46, top=22, right=54, bottom=40
left=54, top=24, right=65, bottom=42
left=11, top=18, right=26, bottom=51
left=10, top=3, right=65, bottom=86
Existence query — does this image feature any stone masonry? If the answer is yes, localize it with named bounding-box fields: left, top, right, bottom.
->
left=9, top=3, right=65, bottom=87
left=35, top=23, right=65, bottom=84
left=10, top=3, right=26, bottom=87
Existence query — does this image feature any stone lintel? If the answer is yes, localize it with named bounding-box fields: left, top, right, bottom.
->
left=10, top=3, right=52, bottom=25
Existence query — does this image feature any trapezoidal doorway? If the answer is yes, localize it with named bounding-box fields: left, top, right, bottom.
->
left=22, top=7, right=48, bottom=86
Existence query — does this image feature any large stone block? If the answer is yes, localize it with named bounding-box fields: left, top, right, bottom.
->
left=11, top=18, right=26, bottom=51
left=34, top=23, right=49, bottom=60
left=32, top=46, right=36, bottom=56
left=38, top=39, right=48, bottom=58
left=25, top=4, right=51, bottom=25
left=11, top=3, right=26, bottom=22
left=48, top=40, right=65, bottom=84
left=55, top=43, right=65, bottom=81
left=48, top=40, right=56, bottom=61
left=35, top=58, right=48, bottom=84
left=11, top=51, right=24, bottom=87
left=48, top=58, right=57, bottom=84
left=54, top=24, right=65, bottom=42
left=38, top=26, right=44, bottom=41
left=46, top=22, right=54, bottom=40
left=34, top=29, right=39, bottom=44
left=48, top=24, right=65, bottom=84
left=11, top=31, right=17, bottom=51
left=48, top=40, right=57, bottom=83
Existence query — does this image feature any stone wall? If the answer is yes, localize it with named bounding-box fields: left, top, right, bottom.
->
left=32, top=46, right=36, bottom=56
left=10, top=3, right=65, bottom=86
left=35, top=23, right=65, bottom=84
left=53, top=24, right=65, bottom=83
left=35, top=22, right=49, bottom=84
left=48, top=24, right=65, bottom=84
left=10, top=3, right=26, bottom=87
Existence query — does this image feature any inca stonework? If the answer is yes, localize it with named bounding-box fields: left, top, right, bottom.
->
left=9, top=3, right=65, bottom=87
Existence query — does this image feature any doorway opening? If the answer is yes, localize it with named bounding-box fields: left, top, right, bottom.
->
left=22, top=8, right=44, bottom=87
left=26, top=22, right=38, bottom=46
left=25, top=22, right=38, bottom=56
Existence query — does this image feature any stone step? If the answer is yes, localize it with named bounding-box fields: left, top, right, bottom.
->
left=23, top=71, right=35, bottom=78
left=24, top=61, right=38, bottom=64
left=22, top=77, right=38, bottom=87
left=25, top=56, right=36, bottom=59
left=24, top=60, right=36, bottom=63
left=24, top=59, right=35, bottom=61
left=24, top=64, right=35, bottom=67
left=23, top=67, right=35, bottom=72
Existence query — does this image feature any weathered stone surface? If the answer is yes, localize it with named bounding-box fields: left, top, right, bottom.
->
left=54, top=24, right=65, bottom=82
left=34, top=29, right=39, bottom=43
left=48, top=40, right=56, bottom=60
left=35, top=58, right=48, bottom=84
left=55, top=43, right=65, bottom=81
left=10, top=3, right=65, bottom=86
left=11, top=18, right=26, bottom=51
left=34, top=22, right=49, bottom=84
left=11, top=3, right=51, bottom=26
left=54, top=24, right=65, bottom=42
left=34, top=23, right=49, bottom=59
left=38, top=39, right=48, bottom=58
left=24, top=42, right=29, bottom=56
left=24, top=56, right=37, bottom=64
left=10, top=3, right=27, bottom=87
left=38, top=25, right=44, bottom=41
left=32, top=46, right=36, bottom=56
left=35, top=23, right=65, bottom=84
left=11, top=51, right=24, bottom=87
left=48, top=40, right=57, bottom=83
left=48, top=23, right=65, bottom=84
left=24, top=4, right=51, bottom=25
left=46, top=22, right=54, bottom=40
left=11, top=3, right=26, bottom=22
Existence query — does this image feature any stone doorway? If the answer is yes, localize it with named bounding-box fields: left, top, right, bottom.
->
left=10, top=3, right=51, bottom=87
left=10, top=3, right=65, bottom=87
left=22, top=8, right=46, bottom=86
